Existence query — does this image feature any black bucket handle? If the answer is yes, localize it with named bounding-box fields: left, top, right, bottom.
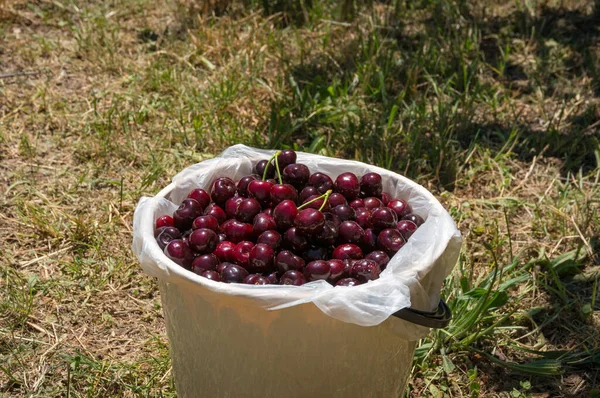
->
left=392, top=298, right=452, bottom=329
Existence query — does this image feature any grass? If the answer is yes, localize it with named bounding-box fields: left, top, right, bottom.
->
left=1, top=0, right=599, bottom=396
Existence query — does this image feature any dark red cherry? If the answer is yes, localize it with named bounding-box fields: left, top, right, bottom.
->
left=276, top=250, right=305, bottom=273
left=234, top=241, right=255, bottom=267
left=327, top=259, right=346, bottom=284
left=336, top=277, right=361, bottom=286
left=294, top=208, right=325, bottom=235
left=302, top=194, right=331, bottom=211
left=247, top=243, right=275, bottom=273
left=244, top=274, right=270, bottom=285
left=225, top=196, right=244, bottom=219
left=192, top=215, right=219, bottom=232
left=396, top=220, right=418, bottom=240
left=349, top=198, right=365, bottom=209
left=174, top=198, right=203, bottom=230
left=332, top=244, right=363, bottom=260
left=282, top=163, right=310, bottom=189
left=304, top=260, right=330, bottom=281
left=402, top=213, right=425, bottom=226
left=328, top=193, right=347, bottom=207
left=299, top=186, right=319, bottom=204
left=361, top=228, right=378, bottom=252
left=156, top=227, right=181, bottom=250
left=220, top=220, right=253, bottom=243
left=201, top=270, right=221, bottom=281
left=235, top=198, right=262, bottom=223
left=308, top=172, right=334, bottom=194
left=266, top=272, right=279, bottom=284
left=189, top=228, right=218, bottom=254
left=211, top=177, right=237, bottom=207
left=247, top=180, right=274, bottom=205
left=350, top=259, right=381, bottom=282
left=257, top=230, right=282, bottom=250
left=187, top=188, right=211, bottom=209
left=220, top=264, right=249, bottom=283
left=355, top=208, right=372, bottom=229
left=253, top=159, right=274, bottom=179
left=377, top=228, right=406, bottom=256
left=213, top=241, right=236, bottom=263
left=277, top=150, right=297, bottom=169
left=388, top=199, right=411, bottom=219
left=369, top=207, right=398, bottom=230
left=270, top=184, right=298, bottom=205
left=164, top=239, right=194, bottom=269
left=331, top=204, right=356, bottom=221
left=273, top=200, right=298, bottom=230
left=381, top=192, right=391, bottom=206
left=237, top=175, right=258, bottom=197
left=191, top=253, right=220, bottom=274
left=363, top=197, right=383, bottom=210
left=334, top=172, right=360, bottom=200
left=282, top=227, right=309, bottom=253
left=338, top=221, right=365, bottom=245
left=365, top=250, right=390, bottom=270
left=314, top=220, right=338, bottom=246
left=252, top=212, right=277, bottom=236
left=203, top=203, right=227, bottom=224
left=360, top=173, right=383, bottom=197
left=280, top=270, right=306, bottom=286
left=156, top=215, right=174, bottom=228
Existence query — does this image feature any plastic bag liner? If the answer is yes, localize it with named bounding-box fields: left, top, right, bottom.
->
left=132, top=144, right=461, bottom=340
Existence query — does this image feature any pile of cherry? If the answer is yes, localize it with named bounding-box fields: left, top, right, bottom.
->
left=154, top=150, right=423, bottom=286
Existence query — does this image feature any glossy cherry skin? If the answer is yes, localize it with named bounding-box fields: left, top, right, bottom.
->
left=192, top=215, right=219, bottom=232
left=234, top=241, right=255, bottom=267
left=355, top=208, right=372, bottom=229
left=266, top=272, right=279, bottom=284
left=381, top=192, right=391, bottom=206
left=253, top=159, right=274, bottom=179
left=282, top=227, right=309, bottom=253
left=396, top=220, right=418, bottom=240
left=273, top=200, right=298, bottom=230
left=247, top=180, right=274, bottom=204
left=377, top=228, right=406, bottom=256
left=262, top=208, right=273, bottom=216
left=338, top=221, right=365, bottom=245
left=349, top=198, right=365, bottom=210
left=156, top=227, right=181, bottom=250
left=156, top=215, right=174, bottom=229
left=328, top=193, right=347, bottom=207
left=277, top=150, right=297, bottom=169
left=247, top=243, right=275, bottom=273
left=203, top=203, right=227, bottom=224
left=361, top=228, right=378, bottom=252
left=331, top=204, right=356, bottom=222
left=252, top=213, right=277, bottom=236
left=211, top=177, right=237, bottom=207
left=294, top=208, right=325, bottom=235
left=282, top=163, right=310, bottom=189
left=216, top=261, right=235, bottom=274
left=220, top=264, right=249, bottom=283
left=164, top=239, right=194, bottom=269
left=314, top=220, right=338, bottom=246
left=369, top=207, right=398, bottom=230
left=304, top=260, right=330, bottom=281
left=189, top=228, right=218, bottom=254
left=299, top=186, right=319, bottom=204
left=387, top=199, right=411, bottom=218
left=402, top=213, right=425, bottom=226
left=336, top=277, right=361, bottom=286
left=174, top=198, right=203, bottom=230
left=276, top=250, right=305, bottom=273
left=220, top=220, right=253, bottom=243
left=201, top=270, right=221, bottom=281
left=187, top=188, right=212, bottom=209
left=270, top=184, right=298, bottom=205
left=308, top=172, right=334, bottom=194
left=217, top=233, right=227, bottom=243
left=363, top=197, right=383, bottom=210
left=350, top=259, right=381, bottom=282
left=244, top=274, right=270, bottom=285
left=236, top=175, right=258, bottom=197
left=334, top=172, right=360, bottom=200
left=324, top=212, right=342, bottom=227
left=225, top=196, right=244, bottom=219
left=365, top=250, right=390, bottom=270
left=257, top=230, right=282, bottom=250
left=191, top=253, right=220, bottom=274
left=360, top=172, right=383, bottom=197
left=235, top=198, right=262, bottom=223
left=326, top=259, right=346, bottom=284
left=280, top=270, right=306, bottom=286
left=213, top=241, right=237, bottom=263
left=332, top=244, right=363, bottom=260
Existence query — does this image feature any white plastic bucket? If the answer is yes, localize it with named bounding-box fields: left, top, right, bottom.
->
left=133, top=145, right=461, bottom=397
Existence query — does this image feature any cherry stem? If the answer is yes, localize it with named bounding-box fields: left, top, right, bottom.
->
left=262, top=151, right=280, bottom=181
left=298, top=189, right=333, bottom=210
left=274, top=151, right=283, bottom=184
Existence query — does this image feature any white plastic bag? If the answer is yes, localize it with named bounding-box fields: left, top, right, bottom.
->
left=132, top=144, right=461, bottom=336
